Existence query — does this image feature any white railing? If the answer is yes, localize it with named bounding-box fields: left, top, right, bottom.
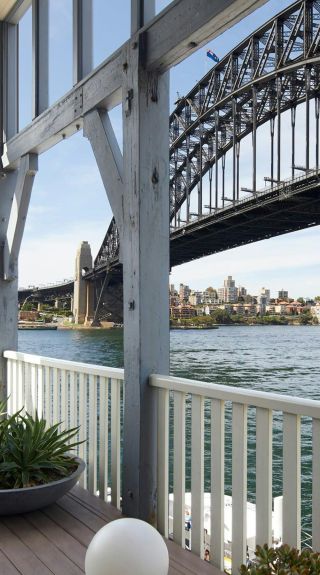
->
left=150, top=374, right=320, bottom=574
left=5, top=351, right=320, bottom=574
left=4, top=351, right=124, bottom=509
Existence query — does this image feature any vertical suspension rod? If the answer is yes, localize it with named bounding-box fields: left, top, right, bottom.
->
left=198, top=125, right=203, bottom=216
left=236, top=141, right=240, bottom=200
left=215, top=111, right=219, bottom=210
left=232, top=99, right=237, bottom=202
left=270, top=116, right=275, bottom=189
left=291, top=106, right=296, bottom=180
left=305, top=67, right=310, bottom=171
left=252, top=86, right=257, bottom=193
left=277, top=76, right=282, bottom=183
left=222, top=154, right=225, bottom=208
left=186, top=136, right=190, bottom=222
left=316, top=97, right=319, bottom=173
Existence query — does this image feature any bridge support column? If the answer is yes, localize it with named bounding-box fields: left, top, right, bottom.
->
left=73, top=241, right=93, bottom=324
left=85, top=281, right=95, bottom=325
left=0, top=155, right=38, bottom=402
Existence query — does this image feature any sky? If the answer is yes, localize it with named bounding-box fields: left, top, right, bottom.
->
left=16, top=0, right=320, bottom=299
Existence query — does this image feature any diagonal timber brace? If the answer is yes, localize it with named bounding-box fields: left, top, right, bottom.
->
left=1, top=154, right=38, bottom=281
left=83, top=109, right=124, bottom=239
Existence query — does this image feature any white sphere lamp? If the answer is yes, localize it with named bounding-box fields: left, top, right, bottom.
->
left=85, top=517, right=169, bottom=575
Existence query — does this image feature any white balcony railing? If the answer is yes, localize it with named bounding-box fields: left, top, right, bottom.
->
left=4, top=351, right=124, bottom=509
left=150, top=374, right=320, bottom=574
left=4, top=351, right=320, bottom=574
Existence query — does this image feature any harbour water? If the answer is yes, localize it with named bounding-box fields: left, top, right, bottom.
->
left=18, top=325, right=320, bottom=535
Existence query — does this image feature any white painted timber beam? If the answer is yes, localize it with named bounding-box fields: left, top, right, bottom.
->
left=2, top=21, right=18, bottom=142
left=121, top=40, right=170, bottom=522
left=3, top=154, right=38, bottom=281
left=2, top=0, right=266, bottom=167
left=131, top=0, right=155, bottom=34
left=73, top=0, right=93, bottom=85
left=144, top=0, right=268, bottom=72
left=2, top=48, right=123, bottom=168
left=83, top=109, right=124, bottom=236
left=3, top=0, right=31, bottom=24
left=32, top=0, right=49, bottom=117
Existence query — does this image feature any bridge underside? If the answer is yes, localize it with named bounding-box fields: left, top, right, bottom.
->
left=170, top=174, right=320, bottom=266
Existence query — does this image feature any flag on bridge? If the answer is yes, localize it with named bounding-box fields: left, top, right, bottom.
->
left=206, top=49, right=219, bottom=63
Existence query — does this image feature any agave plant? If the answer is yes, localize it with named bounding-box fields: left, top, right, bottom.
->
left=0, top=408, right=82, bottom=489
left=240, top=544, right=320, bottom=574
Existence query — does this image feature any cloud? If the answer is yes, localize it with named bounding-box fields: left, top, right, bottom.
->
left=170, top=227, right=320, bottom=297
left=19, top=220, right=107, bottom=288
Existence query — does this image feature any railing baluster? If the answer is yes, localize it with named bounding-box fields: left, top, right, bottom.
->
left=111, top=377, right=121, bottom=509
left=69, top=371, right=76, bottom=432
left=211, top=398, right=225, bottom=570
left=78, top=372, right=87, bottom=489
left=191, top=394, right=204, bottom=557
left=88, top=374, right=98, bottom=495
left=25, top=362, right=32, bottom=413
left=30, top=363, right=37, bottom=416
left=283, top=412, right=301, bottom=548
left=7, top=358, right=13, bottom=413
left=99, top=376, right=109, bottom=501
left=157, top=388, right=169, bottom=537
left=44, top=366, right=51, bottom=424
left=52, top=367, right=59, bottom=424
left=312, top=418, right=320, bottom=551
left=173, top=390, right=186, bottom=547
left=232, top=402, right=247, bottom=575
left=60, top=369, right=68, bottom=430
left=36, top=365, right=44, bottom=418
left=256, top=407, right=272, bottom=547
left=16, top=360, right=23, bottom=412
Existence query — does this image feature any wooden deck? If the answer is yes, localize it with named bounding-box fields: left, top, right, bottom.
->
left=0, top=486, right=223, bottom=575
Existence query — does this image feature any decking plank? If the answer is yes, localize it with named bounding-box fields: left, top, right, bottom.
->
left=25, top=510, right=86, bottom=569
left=42, top=504, right=95, bottom=547
left=57, top=495, right=107, bottom=533
left=70, top=486, right=122, bottom=522
left=0, top=549, right=21, bottom=575
left=0, top=487, right=222, bottom=575
left=2, top=515, right=84, bottom=575
left=0, top=522, right=53, bottom=575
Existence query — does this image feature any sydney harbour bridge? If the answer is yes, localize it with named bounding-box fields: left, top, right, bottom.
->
left=19, top=0, right=320, bottom=323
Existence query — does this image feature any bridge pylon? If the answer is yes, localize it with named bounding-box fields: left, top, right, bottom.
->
left=73, top=241, right=94, bottom=324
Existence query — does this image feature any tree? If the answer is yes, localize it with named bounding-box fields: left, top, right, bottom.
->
left=297, top=297, right=305, bottom=305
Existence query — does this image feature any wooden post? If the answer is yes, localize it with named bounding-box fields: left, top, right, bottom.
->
left=0, top=157, right=37, bottom=402
left=121, top=38, right=170, bottom=522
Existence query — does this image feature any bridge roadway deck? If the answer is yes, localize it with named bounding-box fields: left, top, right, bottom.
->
left=0, top=485, right=222, bottom=575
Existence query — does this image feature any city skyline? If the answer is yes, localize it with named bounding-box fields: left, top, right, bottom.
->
left=170, top=273, right=319, bottom=302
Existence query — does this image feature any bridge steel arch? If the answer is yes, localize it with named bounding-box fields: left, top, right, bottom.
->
left=94, top=1, right=320, bottom=268
left=169, top=0, right=320, bottom=223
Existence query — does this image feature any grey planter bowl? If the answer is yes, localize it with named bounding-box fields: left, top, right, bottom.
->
left=0, top=457, right=85, bottom=516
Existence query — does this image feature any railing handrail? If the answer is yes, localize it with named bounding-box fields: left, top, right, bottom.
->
left=150, top=373, right=320, bottom=418
left=4, top=350, right=124, bottom=380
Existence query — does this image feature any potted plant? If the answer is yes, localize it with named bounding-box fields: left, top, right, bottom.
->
left=0, top=401, right=85, bottom=515
left=240, top=544, right=320, bottom=574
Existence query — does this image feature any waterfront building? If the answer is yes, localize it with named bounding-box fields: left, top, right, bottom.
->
left=278, top=289, right=289, bottom=300
left=170, top=305, right=197, bottom=319
left=218, top=275, right=238, bottom=303
left=261, top=287, right=271, bottom=303
left=188, top=290, right=203, bottom=305
left=179, top=283, right=191, bottom=303
left=311, top=303, right=320, bottom=320
left=237, top=286, right=247, bottom=299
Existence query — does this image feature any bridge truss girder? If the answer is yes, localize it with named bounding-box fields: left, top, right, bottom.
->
left=170, top=0, right=320, bottom=223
